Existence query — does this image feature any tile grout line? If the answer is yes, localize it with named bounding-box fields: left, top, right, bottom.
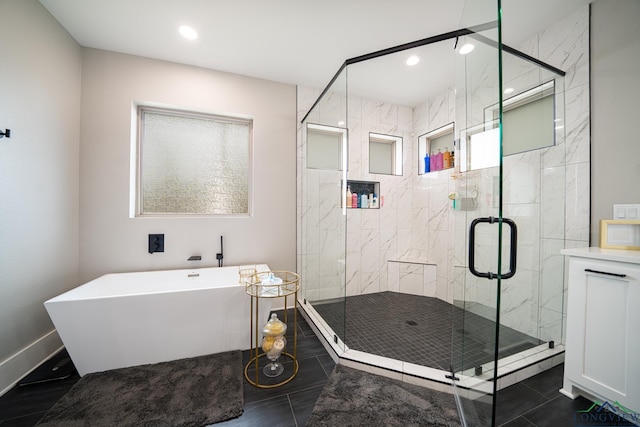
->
left=286, top=393, right=298, bottom=427
left=499, top=394, right=562, bottom=427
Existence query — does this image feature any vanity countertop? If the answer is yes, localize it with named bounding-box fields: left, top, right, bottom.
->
left=561, top=247, right=640, bottom=264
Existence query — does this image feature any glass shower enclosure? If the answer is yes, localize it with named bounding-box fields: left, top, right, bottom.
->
left=298, top=0, right=567, bottom=424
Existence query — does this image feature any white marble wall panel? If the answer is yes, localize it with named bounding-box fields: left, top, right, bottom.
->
left=387, top=261, right=400, bottom=292
left=360, top=228, right=380, bottom=273
left=503, top=203, right=541, bottom=272
left=427, top=180, right=449, bottom=231
left=424, top=264, right=437, bottom=297
left=410, top=220, right=429, bottom=254
left=362, top=98, right=383, bottom=127
left=346, top=250, right=361, bottom=297
left=564, top=84, right=590, bottom=165
left=413, top=102, right=429, bottom=135
left=381, top=102, right=398, bottom=126
left=318, top=91, right=347, bottom=126
left=538, top=7, right=589, bottom=91
left=538, top=306, right=563, bottom=343
left=428, top=91, right=449, bottom=130
left=396, top=228, right=412, bottom=259
left=348, top=96, right=362, bottom=120
left=541, top=165, right=566, bottom=239
left=412, top=183, right=429, bottom=208
left=428, top=230, right=449, bottom=281
left=399, top=106, right=413, bottom=133
left=503, top=151, right=541, bottom=204
left=379, top=206, right=397, bottom=252
left=348, top=117, right=363, bottom=178
left=399, top=263, right=423, bottom=295
left=565, top=162, right=590, bottom=241
left=540, top=238, right=565, bottom=313
left=361, top=271, right=380, bottom=295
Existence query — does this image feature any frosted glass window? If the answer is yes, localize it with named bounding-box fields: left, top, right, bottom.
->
left=307, top=124, right=345, bottom=170
left=369, top=133, right=403, bottom=176
left=138, top=107, right=251, bottom=216
left=469, top=128, right=500, bottom=170
left=503, top=94, right=554, bottom=155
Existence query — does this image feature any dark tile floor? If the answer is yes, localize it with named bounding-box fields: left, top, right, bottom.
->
left=313, top=291, right=541, bottom=371
left=0, top=308, right=622, bottom=427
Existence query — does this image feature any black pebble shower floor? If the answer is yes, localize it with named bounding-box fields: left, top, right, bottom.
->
left=313, top=291, right=542, bottom=371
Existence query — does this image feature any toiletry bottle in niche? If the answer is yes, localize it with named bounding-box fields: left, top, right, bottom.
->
left=352, top=191, right=358, bottom=208
left=424, top=153, right=430, bottom=173
left=368, top=193, right=373, bottom=208
left=356, top=192, right=361, bottom=208
left=450, top=150, right=455, bottom=168
left=346, top=186, right=352, bottom=208
left=429, top=152, right=436, bottom=172
left=361, top=193, right=368, bottom=209
left=436, top=149, right=443, bottom=171
left=372, top=193, right=378, bottom=208
left=443, top=148, right=451, bottom=169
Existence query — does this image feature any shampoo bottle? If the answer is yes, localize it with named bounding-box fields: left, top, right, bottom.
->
left=424, top=153, right=430, bottom=173
left=346, top=186, right=352, bottom=208
left=356, top=192, right=361, bottom=208
left=361, top=193, right=368, bottom=209
left=429, top=152, right=436, bottom=172
left=352, top=192, right=358, bottom=208
left=436, top=149, right=443, bottom=171
left=443, top=148, right=451, bottom=169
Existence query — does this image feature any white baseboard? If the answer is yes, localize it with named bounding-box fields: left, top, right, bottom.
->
left=0, top=330, right=63, bottom=396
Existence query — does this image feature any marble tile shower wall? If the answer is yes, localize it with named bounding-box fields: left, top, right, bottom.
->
left=297, top=84, right=456, bottom=304
left=510, top=6, right=590, bottom=343
left=296, top=5, right=590, bottom=345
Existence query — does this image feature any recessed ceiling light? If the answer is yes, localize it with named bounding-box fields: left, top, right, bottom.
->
left=504, top=87, right=515, bottom=95
left=179, top=25, right=198, bottom=40
left=406, top=55, right=420, bottom=66
left=459, top=43, right=474, bottom=55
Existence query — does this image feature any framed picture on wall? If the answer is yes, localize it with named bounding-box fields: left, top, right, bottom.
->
left=600, top=219, right=640, bottom=250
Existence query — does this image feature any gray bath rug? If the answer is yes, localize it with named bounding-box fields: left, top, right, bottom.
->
left=306, top=364, right=461, bottom=426
left=37, top=350, right=243, bottom=427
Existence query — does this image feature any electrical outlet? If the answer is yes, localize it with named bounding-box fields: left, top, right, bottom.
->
left=613, top=204, right=640, bottom=220
left=148, top=234, right=164, bottom=253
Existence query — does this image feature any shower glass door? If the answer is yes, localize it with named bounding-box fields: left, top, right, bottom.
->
left=451, top=0, right=505, bottom=425
left=299, top=66, right=349, bottom=352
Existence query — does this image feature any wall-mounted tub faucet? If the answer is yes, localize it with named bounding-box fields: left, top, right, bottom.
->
left=216, top=236, right=224, bottom=267
left=188, top=255, right=201, bottom=261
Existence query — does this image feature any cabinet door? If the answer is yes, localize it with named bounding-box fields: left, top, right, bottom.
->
left=565, top=257, right=640, bottom=412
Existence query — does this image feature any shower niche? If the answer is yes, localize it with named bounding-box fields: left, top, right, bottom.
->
left=344, top=180, right=380, bottom=209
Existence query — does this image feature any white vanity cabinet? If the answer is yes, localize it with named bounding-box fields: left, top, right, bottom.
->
left=561, top=248, right=640, bottom=417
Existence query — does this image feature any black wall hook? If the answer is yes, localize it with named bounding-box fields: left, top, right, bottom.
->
left=0, top=129, right=10, bottom=138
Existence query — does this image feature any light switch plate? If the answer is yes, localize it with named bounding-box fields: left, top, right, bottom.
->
left=613, top=204, right=640, bottom=220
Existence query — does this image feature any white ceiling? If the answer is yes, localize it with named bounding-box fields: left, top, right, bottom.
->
left=39, top=0, right=591, bottom=107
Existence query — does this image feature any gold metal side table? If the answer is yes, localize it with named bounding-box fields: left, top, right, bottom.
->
left=243, top=270, right=300, bottom=389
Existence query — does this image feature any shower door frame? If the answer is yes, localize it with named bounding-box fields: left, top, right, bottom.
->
left=298, top=11, right=568, bottom=425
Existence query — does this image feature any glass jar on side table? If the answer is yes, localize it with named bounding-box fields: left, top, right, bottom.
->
left=244, top=270, right=300, bottom=388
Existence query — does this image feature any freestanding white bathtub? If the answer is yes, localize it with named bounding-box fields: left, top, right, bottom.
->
left=44, top=264, right=272, bottom=376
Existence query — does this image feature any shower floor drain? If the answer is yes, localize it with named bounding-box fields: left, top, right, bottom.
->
left=405, top=320, right=418, bottom=326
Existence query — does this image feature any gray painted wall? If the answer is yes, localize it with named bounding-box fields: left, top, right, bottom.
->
left=0, top=0, right=82, bottom=392
left=79, top=49, right=297, bottom=282
left=591, top=0, right=640, bottom=244
left=0, top=1, right=296, bottom=394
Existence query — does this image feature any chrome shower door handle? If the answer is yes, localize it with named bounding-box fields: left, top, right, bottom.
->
left=468, top=216, right=517, bottom=280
